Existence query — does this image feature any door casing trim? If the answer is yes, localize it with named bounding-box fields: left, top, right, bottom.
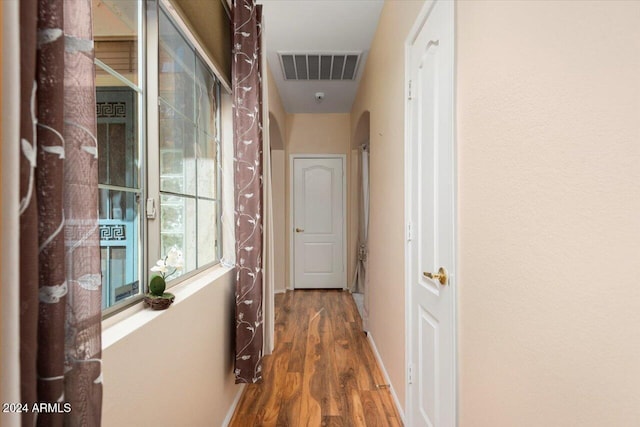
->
left=289, top=154, right=347, bottom=291
left=404, top=0, right=459, bottom=424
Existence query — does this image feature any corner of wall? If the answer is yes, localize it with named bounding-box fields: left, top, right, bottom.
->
left=1, top=2, right=23, bottom=423
left=346, top=0, right=426, bottom=412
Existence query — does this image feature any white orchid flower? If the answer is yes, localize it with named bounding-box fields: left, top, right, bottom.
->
left=150, top=247, right=184, bottom=280
left=165, top=246, right=184, bottom=270
left=150, top=260, right=169, bottom=275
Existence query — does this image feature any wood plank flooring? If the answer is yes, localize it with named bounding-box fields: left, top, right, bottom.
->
left=229, top=290, right=403, bottom=427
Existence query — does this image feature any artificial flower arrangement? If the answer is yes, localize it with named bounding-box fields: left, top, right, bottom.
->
left=143, top=246, right=183, bottom=310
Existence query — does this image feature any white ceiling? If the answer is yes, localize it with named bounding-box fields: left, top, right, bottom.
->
left=258, top=0, right=384, bottom=114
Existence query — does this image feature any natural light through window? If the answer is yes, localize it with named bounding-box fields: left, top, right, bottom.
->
left=158, top=8, right=222, bottom=277
left=94, top=1, right=223, bottom=313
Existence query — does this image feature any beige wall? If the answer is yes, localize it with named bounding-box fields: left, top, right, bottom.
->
left=0, top=0, right=3, bottom=369
left=353, top=0, right=640, bottom=423
left=350, top=0, right=425, bottom=410
left=286, top=114, right=351, bottom=154
left=284, top=113, right=353, bottom=289
left=266, top=65, right=288, bottom=292
left=172, top=0, right=231, bottom=83
left=267, top=65, right=287, bottom=146
left=102, top=271, right=239, bottom=427
left=1, top=2, right=22, bottom=425
left=271, top=149, right=286, bottom=292
left=456, top=1, right=640, bottom=425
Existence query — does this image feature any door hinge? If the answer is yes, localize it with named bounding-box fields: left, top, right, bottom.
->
left=407, top=223, right=413, bottom=242
left=408, top=80, right=413, bottom=100
left=408, top=364, right=414, bottom=384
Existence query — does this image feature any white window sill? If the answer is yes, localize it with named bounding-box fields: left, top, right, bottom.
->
left=102, top=264, right=234, bottom=350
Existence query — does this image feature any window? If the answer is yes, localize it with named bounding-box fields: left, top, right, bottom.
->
left=158, top=9, right=222, bottom=277
left=95, top=1, right=223, bottom=313
left=94, top=0, right=143, bottom=310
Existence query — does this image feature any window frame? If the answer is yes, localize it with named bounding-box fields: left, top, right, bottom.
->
left=100, top=0, right=227, bottom=317
left=152, top=2, right=224, bottom=284
left=97, top=0, right=147, bottom=317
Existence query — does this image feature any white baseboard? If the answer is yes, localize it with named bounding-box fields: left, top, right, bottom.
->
left=274, top=288, right=287, bottom=294
left=222, top=383, right=246, bottom=427
left=366, top=333, right=406, bottom=424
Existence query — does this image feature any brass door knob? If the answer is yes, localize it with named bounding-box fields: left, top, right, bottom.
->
left=295, top=228, right=304, bottom=233
left=423, top=267, right=448, bottom=285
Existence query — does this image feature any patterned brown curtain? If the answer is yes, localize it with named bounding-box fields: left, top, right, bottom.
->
left=232, top=0, right=264, bottom=384
left=19, top=0, right=102, bottom=425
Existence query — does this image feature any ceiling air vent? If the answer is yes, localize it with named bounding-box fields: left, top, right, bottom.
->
left=279, top=53, right=361, bottom=81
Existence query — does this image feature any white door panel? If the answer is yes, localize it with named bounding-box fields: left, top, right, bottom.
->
left=293, top=157, right=345, bottom=289
left=407, top=1, right=456, bottom=426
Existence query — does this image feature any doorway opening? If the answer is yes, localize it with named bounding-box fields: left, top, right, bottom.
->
left=351, top=110, right=370, bottom=329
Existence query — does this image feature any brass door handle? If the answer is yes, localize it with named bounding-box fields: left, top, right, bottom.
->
left=423, top=267, right=448, bottom=285
left=295, top=228, right=304, bottom=233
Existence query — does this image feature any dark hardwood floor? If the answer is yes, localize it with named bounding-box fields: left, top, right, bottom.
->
left=229, top=290, right=403, bottom=426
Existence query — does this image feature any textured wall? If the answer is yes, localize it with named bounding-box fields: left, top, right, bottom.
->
left=267, top=65, right=288, bottom=293
left=2, top=2, right=25, bottom=425
left=456, top=1, right=640, bottom=425
left=271, top=149, right=286, bottom=292
left=102, top=271, right=239, bottom=427
left=266, top=65, right=287, bottom=148
left=352, top=0, right=640, bottom=422
left=286, top=114, right=351, bottom=154
left=350, top=0, right=426, bottom=411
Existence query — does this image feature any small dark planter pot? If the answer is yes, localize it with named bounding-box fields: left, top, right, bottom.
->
left=143, top=293, right=175, bottom=310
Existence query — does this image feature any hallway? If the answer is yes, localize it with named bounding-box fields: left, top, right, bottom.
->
left=3, top=1, right=639, bottom=426
left=230, top=290, right=402, bottom=426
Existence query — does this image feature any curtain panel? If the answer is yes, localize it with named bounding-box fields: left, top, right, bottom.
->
left=19, top=0, right=102, bottom=425
left=352, top=146, right=370, bottom=294
left=232, top=0, right=264, bottom=383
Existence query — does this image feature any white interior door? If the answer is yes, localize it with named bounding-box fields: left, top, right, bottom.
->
left=293, top=157, right=345, bottom=289
left=407, top=1, right=456, bottom=426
